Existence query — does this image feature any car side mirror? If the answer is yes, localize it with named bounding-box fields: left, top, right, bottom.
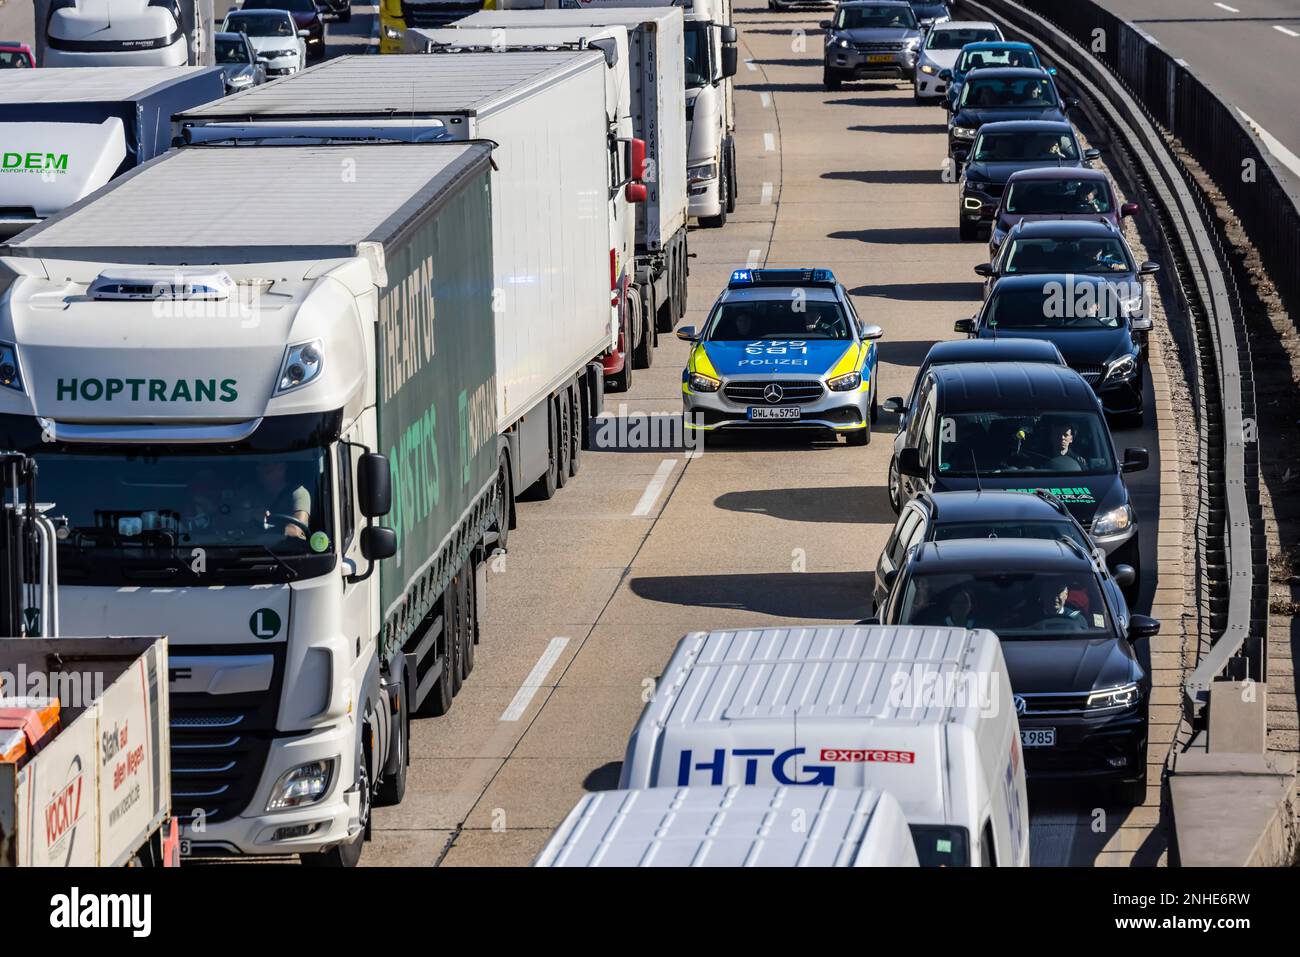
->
left=1121, top=202, right=1140, bottom=218
left=1128, top=614, right=1161, bottom=641
left=860, top=323, right=884, bottom=341
left=1122, top=448, right=1149, bottom=473
left=676, top=325, right=699, bottom=342
left=299, top=30, right=310, bottom=37
left=1112, top=564, right=1136, bottom=589
left=1084, top=148, right=1101, bottom=162
left=973, top=263, right=994, bottom=277
left=882, top=396, right=905, bottom=415
left=1130, top=316, right=1153, bottom=332
left=358, top=452, right=392, bottom=517
left=1067, top=97, right=1081, bottom=109
left=898, top=447, right=925, bottom=478
left=954, top=317, right=975, bottom=334
left=1139, top=261, right=1161, bottom=275
left=360, top=525, right=397, bottom=561
left=938, top=69, right=952, bottom=81
left=819, top=19, right=832, bottom=29
left=856, top=617, right=882, bottom=626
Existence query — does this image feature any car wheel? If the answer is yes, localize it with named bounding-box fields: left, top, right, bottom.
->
left=846, top=427, right=869, bottom=447
left=887, top=457, right=902, bottom=513
left=300, top=746, right=369, bottom=866
left=959, top=219, right=980, bottom=241
left=1113, top=766, right=1148, bottom=806
left=340, top=6, right=352, bottom=21
left=823, top=68, right=842, bottom=91
left=870, top=383, right=879, bottom=424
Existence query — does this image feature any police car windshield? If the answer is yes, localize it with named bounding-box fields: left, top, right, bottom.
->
left=933, top=519, right=1089, bottom=550
left=962, top=76, right=1056, bottom=108
left=898, top=570, right=1111, bottom=638
left=986, top=283, right=1126, bottom=329
left=973, top=131, right=1076, bottom=162
left=835, top=5, right=918, bottom=29
left=927, top=27, right=999, bottom=50
left=938, top=410, right=1116, bottom=476
left=1004, top=237, right=1131, bottom=274
left=707, top=300, right=852, bottom=340
left=956, top=47, right=1037, bottom=72
left=1005, top=177, right=1112, bottom=214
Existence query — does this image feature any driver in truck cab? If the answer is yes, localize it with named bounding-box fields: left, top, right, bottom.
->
left=188, top=461, right=312, bottom=540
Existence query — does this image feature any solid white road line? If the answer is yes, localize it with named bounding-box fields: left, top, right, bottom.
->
left=1213, top=3, right=1238, bottom=12
left=1274, top=25, right=1300, bottom=37
left=764, top=132, right=776, bottom=151
left=632, top=458, right=677, bottom=516
left=761, top=181, right=774, bottom=205
left=1237, top=109, right=1300, bottom=180
left=499, top=636, right=570, bottom=721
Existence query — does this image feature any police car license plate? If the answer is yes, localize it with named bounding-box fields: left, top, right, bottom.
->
left=867, top=54, right=893, bottom=63
left=748, top=406, right=800, bottom=421
left=1020, top=728, right=1056, bottom=748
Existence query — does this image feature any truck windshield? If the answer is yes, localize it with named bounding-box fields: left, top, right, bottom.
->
left=898, top=570, right=1112, bottom=638
left=684, top=23, right=710, bottom=89
left=937, top=409, right=1116, bottom=476
left=0, top=413, right=338, bottom=586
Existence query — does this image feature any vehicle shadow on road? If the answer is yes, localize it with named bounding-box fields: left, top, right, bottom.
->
left=830, top=225, right=959, bottom=244
left=848, top=123, right=949, bottom=135
left=629, top=570, right=874, bottom=620
left=876, top=338, right=938, bottom=370
left=822, top=169, right=943, bottom=186
left=852, top=280, right=983, bottom=302
left=713, top=485, right=896, bottom=525
left=582, top=762, right=623, bottom=792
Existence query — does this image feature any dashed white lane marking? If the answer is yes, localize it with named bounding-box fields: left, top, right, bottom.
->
left=760, top=92, right=771, bottom=107
left=746, top=58, right=757, bottom=71
left=499, top=636, right=570, bottom=721
left=1213, top=3, right=1238, bottom=12
left=632, top=458, right=678, bottom=516
left=1274, top=24, right=1300, bottom=37
left=764, top=132, right=776, bottom=151
left=1237, top=109, right=1300, bottom=180
left=761, top=181, right=773, bottom=205
left=747, top=248, right=762, bottom=267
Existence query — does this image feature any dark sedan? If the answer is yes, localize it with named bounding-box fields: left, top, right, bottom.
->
left=956, top=120, right=1099, bottom=240
left=947, top=67, right=1074, bottom=160
left=991, top=167, right=1139, bottom=253
left=240, top=0, right=326, bottom=60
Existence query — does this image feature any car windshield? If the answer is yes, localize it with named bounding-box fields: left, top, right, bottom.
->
left=933, top=518, right=1089, bottom=550
left=244, top=0, right=316, bottom=11
left=957, top=46, right=1038, bottom=72
left=1005, top=178, right=1112, bottom=214
left=707, top=299, right=852, bottom=340
left=835, top=5, right=918, bottom=29
left=216, top=38, right=251, bottom=63
left=225, top=12, right=293, bottom=35
left=684, top=22, right=710, bottom=89
left=1003, top=237, right=1131, bottom=274
left=973, top=131, right=1076, bottom=162
left=927, top=27, right=999, bottom=50
left=962, top=75, right=1057, bottom=108
left=986, top=281, right=1130, bottom=328
left=937, top=409, right=1116, bottom=476
left=0, top=50, right=30, bottom=68
left=910, top=824, right=969, bottom=866
left=911, top=2, right=949, bottom=18
left=898, top=570, right=1111, bottom=638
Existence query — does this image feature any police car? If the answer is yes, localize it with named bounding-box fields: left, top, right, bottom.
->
left=678, top=268, right=884, bottom=444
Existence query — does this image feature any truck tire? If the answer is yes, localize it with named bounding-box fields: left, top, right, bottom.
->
left=492, top=451, right=513, bottom=552
left=607, top=302, right=635, bottom=392
left=655, top=262, right=676, bottom=334
left=633, top=292, right=654, bottom=369
left=374, top=683, right=408, bottom=807
left=419, top=585, right=458, bottom=717
left=450, top=572, right=465, bottom=696
left=726, top=138, right=738, bottom=214
left=461, top=559, right=477, bottom=676
left=555, top=392, right=572, bottom=488
left=301, top=748, right=369, bottom=867
left=699, top=160, right=729, bottom=228
left=569, top=382, right=583, bottom=477
left=526, top=408, right=560, bottom=499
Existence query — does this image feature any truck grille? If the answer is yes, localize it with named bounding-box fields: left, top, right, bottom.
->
left=724, top=379, right=825, bottom=404
left=401, top=0, right=483, bottom=28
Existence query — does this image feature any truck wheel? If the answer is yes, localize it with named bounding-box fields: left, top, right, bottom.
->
left=699, top=161, right=729, bottom=228
left=492, top=452, right=512, bottom=552
left=633, top=295, right=654, bottom=369
left=419, top=584, right=458, bottom=716
left=461, top=559, right=477, bottom=676
left=726, top=139, right=738, bottom=214
left=374, top=685, right=408, bottom=807
left=568, top=383, right=583, bottom=477
left=555, top=392, right=572, bottom=488
left=526, top=409, right=560, bottom=500
left=450, top=572, right=466, bottom=696
left=607, top=302, right=635, bottom=392
left=301, top=750, right=369, bottom=867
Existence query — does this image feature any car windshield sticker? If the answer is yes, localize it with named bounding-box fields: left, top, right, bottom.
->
left=1093, top=614, right=1105, bottom=627
left=309, top=531, right=330, bottom=553
left=1009, top=486, right=1097, bottom=504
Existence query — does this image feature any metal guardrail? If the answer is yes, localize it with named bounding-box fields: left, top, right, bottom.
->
left=957, top=0, right=1269, bottom=718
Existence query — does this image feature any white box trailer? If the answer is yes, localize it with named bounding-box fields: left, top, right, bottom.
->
left=177, top=52, right=617, bottom=498
left=34, top=0, right=216, bottom=68
left=1, top=637, right=172, bottom=866
left=621, top=625, right=1030, bottom=867
left=455, top=8, right=691, bottom=337
left=535, top=785, right=919, bottom=866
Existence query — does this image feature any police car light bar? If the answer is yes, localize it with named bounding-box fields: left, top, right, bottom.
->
left=727, top=268, right=837, bottom=289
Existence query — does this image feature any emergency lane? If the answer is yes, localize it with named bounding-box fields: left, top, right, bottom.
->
left=365, top=3, right=1167, bottom=868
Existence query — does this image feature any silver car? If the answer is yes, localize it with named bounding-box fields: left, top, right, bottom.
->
left=822, top=0, right=922, bottom=90
left=215, top=31, right=267, bottom=94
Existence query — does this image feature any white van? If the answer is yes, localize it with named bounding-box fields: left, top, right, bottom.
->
left=535, top=785, right=919, bottom=867
left=620, top=625, right=1030, bottom=866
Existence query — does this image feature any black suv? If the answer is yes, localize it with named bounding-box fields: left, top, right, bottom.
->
left=956, top=270, right=1155, bottom=425
left=956, top=119, right=1099, bottom=240
left=876, top=537, right=1160, bottom=804
left=889, top=362, right=1147, bottom=597
left=947, top=67, right=1073, bottom=161
left=872, top=488, right=1096, bottom=613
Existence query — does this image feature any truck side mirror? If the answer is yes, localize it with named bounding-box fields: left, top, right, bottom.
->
left=626, top=182, right=647, bottom=204
left=358, top=452, right=392, bottom=517
left=720, top=25, right=737, bottom=44
left=720, top=45, right=738, bottom=79
left=898, top=447, right=925, bottom=478
left=360, top=525, right=397, bottom=561
left=630, top=137, right=646, bottom=181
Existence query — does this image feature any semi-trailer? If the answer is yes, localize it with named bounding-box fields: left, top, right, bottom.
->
left=0, top=139, right=503, bottom=865
left=454, top=7, right=691, bottom=334
left=35, top=0, right=216, bottom=68
left=0, top=66, right=225, bottom=239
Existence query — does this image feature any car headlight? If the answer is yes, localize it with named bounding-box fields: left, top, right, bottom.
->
left=827, top=370, right=862, bottom=392
left=920, top=63, right=937, bottom=75
left=1086, top=683, right=1141, bottom=711
left=689, top=372, right=721, bottom=393
left=229, top=73, right=253, bottom=86
left=836, top=38, right=851, bottom=49
left=688, top=162, right=718, bottom=185
left=951, top=125, right=977, bottom=139
left=266, top=759, right=335, bottom=811
left=1091, top=503, right=1133, bottom=537
left=964, top=179, right=989, bottom=193
left=277, top=339, right=324, bottom=394
left=384, top=25, right=401, bottom=40
left=1105, top=354, right=1138, bottom=380
left=0, top=341, right=24, bottom=393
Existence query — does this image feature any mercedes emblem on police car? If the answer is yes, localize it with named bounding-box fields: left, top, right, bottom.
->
left=763, top=383, right=784, bottom=404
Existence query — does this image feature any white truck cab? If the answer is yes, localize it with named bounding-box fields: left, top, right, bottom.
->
left=535, top=785, right=919, bottom=866
left=620, top=624, right=1031, bottom=866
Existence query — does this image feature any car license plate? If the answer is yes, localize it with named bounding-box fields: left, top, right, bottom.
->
left=748, top=406, right=800, bottom=421
left=867, top=54, right=893, bottom=63
left=1020, top=728, right=1056, bottom=748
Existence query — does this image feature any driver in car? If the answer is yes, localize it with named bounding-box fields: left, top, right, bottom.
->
left=1038, top=577, right=1085, bottom=623
left=1043, top=420, right=1086, bottom=471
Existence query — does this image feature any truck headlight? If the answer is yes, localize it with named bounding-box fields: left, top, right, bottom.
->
left=689, top=372, right=720, bottom=393
left=384, top=25, right=402, bottom=40
left=951, top=125, right=977, bottom=139
left=827, top=370, right=862, bottom=392
left=276, top=339, right=324, bottom=394
left=0, top=342, right=24, bottom=392
left=1091, top=504, right=1133, bottom=537
left=1086, top=683, right=1140, bottom=710
left=1105, top=354, right=1137, bottom=380
left=266, top=759, right=335, bottom=810
left=688, top=162, right=718, bottom=185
